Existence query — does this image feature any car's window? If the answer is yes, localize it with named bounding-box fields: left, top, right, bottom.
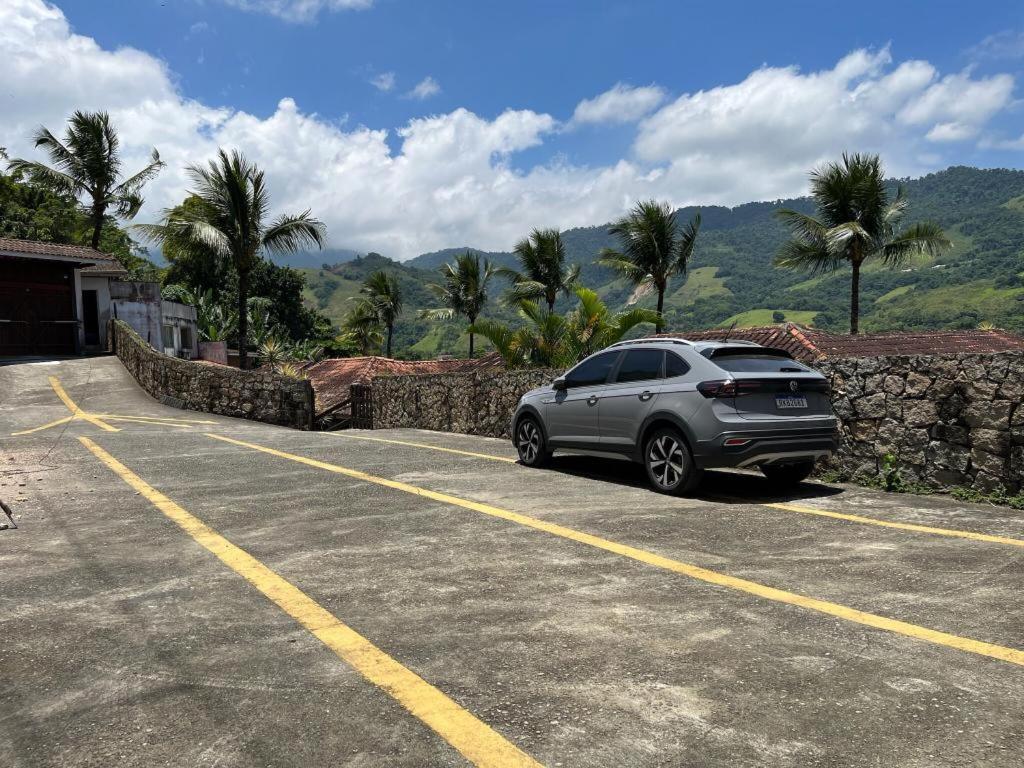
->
left=664, top=352, right=690, bottom=378
left=712, top=354, right=809, bottom=373
left=566, top=352, right=618, bottom=388
left=614, top=349, right=663, bottom=383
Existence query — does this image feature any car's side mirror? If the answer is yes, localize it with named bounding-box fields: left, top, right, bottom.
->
left=552, top=376, right=567, bottom=391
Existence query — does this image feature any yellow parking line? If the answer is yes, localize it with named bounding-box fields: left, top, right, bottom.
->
left=10, top=415, right=74, bottom=436
left=49, top=376, right=118, bottom=432
left=207, top=433, right=1024, bottom=669
left=765, top=501, right=1024, bottom=549
left=332, top=432, right=1024, bottom=549
left=79, top=436, right=542, bottom=768
left=331, top=432, right=517, bottom=463
left=91, top=413, right=218, bottom=425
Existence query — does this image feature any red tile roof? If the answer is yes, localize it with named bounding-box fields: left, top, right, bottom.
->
left=658, top=324, right=1024, bottom=362
left=0, top=237, right=126, bottom=275
left=306, top=352, right=503, bottom=411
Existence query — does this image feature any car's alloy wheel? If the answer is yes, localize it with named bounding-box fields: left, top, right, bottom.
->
left=644, top=428, right=701, bottom=495
left=516, top=418, right=550, bottom=467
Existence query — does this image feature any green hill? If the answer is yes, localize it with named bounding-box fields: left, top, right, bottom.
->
left=302, top=166, right=1024, bottom=358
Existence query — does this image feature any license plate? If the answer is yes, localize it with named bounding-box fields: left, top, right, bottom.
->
left=775, top=395, right=807, bottom=409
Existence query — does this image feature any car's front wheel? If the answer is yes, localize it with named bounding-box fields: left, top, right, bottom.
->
left=644, top=427, right=702, bottom=495
left=761, top=461, right=815, bottom=489
left=515, top=417, right=551, bottom=467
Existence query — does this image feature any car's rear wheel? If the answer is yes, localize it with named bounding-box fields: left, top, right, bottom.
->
left=516, top=417, right=551, bottom=467
left=644, top=427, right=702, bottom=495
left=761, top=461, right=815, bottom=489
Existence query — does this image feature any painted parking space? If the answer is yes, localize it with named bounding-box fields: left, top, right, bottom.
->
left=4, top=357, right=1024, bottom=767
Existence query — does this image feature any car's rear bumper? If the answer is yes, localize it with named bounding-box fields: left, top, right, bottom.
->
left=693, top=426, right=839, bottom=469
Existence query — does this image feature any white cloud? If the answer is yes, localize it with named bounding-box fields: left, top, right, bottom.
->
left=406, top=76, right=441, bottom=100
left=0, top=1, right=1018, bottom=261
left=572, top=83, right=667, bottom=125
left=968, top=30, right=1024, bottom=61
left=369, top=71, right=395, bottom=92
left=218, top=0, right=372, bottom=23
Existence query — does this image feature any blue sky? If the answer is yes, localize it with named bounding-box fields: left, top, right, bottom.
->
left=4, top=0, right=1024, bottom=257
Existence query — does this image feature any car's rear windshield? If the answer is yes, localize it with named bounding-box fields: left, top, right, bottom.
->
left=711, top=353, right=810, bottom=373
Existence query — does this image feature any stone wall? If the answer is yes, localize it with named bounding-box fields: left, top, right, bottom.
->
left=111, top=320, right=314, bottom=429
left=369, top=351, right=1023, bottom=494
left=372, top=368, right=559, bottom=439
left=819, top=351, right=1022, bottom=494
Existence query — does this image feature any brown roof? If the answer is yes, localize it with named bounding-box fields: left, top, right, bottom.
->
left=306, top=352, right=503, bottom=411
left=659, top=324, right=1024, bottom=362
left=0, top=237, right=126, bottom=274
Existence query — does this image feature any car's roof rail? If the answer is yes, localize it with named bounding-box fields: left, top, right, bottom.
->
left=609, top=337, right=693, bottom=348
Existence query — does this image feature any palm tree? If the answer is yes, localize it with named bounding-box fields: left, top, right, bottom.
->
left=598, top=201, right=701, bottom=333
left=360, top=271, right=403, bottom=357
left=341, top=301, right=385, bottom=355
left=139, top=149, right=325, bottom=369
left=419, top=252, right=497, bottom=357
left=8, top=111, right=164, bottom=248
left=469, top=287, right=659, bottom=368
left=775, top=153, right=951, bottom=334
left=563, top=287, right=661, bottom=361
left=499, top=228, right=580, bottom=311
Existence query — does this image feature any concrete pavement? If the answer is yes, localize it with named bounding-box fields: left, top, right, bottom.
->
left=2, top=356, right=1022, bottom=767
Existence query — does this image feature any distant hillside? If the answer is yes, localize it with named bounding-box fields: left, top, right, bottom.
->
left=303, top=166, right=1024, bottom=358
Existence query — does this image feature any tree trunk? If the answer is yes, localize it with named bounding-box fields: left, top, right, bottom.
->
left=237, top=268, right=249, bottom=370
left=386, top=323, right=393, bottom=358
left=546, top=292, right=555, bottom=312
left=468, top=314, right=476, bottom=358
left=655, top=285, right=665, bottom=333
left=90, top=201, right=104, bottom=250
left=849, top=258, right=861, bottom=335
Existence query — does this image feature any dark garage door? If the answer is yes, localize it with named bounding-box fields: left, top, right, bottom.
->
left=0, top=258, right=78, bottom=356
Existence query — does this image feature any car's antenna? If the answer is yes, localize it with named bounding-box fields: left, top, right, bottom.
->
left=723, top=320, right=738, bottom=341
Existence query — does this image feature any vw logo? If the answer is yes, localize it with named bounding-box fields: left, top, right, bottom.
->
left=789, top=380, right=799, bottom=392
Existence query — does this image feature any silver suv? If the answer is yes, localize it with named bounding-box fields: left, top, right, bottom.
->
left=512, top=338, right=838, bottom=494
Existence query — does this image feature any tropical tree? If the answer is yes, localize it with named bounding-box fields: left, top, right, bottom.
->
left=775, top=153, right=951, bottom=334
left=139, top=149, right=325, bottom=369
left=8, top=110, right=164, bottom=248
left=419, top=251, right=497, bottom=357
left=160, top=285, right=237, bottom=342
left=598, top=201, right=701, bottom=333
left=469, top=287, right=659, bottom=368
left=341, top=301, right=385, bottom=355
left=359, top=270, right=403, bottom=357
left=499, top=228, right=580, bottom=311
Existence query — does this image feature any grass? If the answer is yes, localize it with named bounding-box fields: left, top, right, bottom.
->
left=1002, top=195, right=1024, bottom=213
left=670, top=266, right=731, bottom=305
left=720, top=309, right=818, bottom=328
left=875, top=285, right=915, bottom=304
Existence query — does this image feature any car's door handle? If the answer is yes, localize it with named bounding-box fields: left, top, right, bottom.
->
left=638, top=390, right=653, bottom=401
left=587, top=395, right=598, bottom=406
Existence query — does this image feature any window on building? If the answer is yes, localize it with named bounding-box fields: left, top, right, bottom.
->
left=179, top=326, right=192, bottom=351
left=162, top=325, right=175, bottom=349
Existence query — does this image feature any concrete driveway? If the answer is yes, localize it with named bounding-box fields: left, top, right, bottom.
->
left=2, top=356, right=1022, bottom=767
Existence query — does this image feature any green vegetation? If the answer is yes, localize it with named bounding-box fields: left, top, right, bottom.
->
left=139, top=149, right=325, bottom=369
left=356, top=270, right=404, bottom=358
left=419, top=252, right=497, bottom=358
left=499, top=228, right=580, bottom=311
left=469, top=288, right=659, bottom=368
left=775, top=153, right=951, bottom=334
left=8, top=110, right=164, bottom=249
left=722, top=309, right=819, bottom=328
left=598, top=200, right=701, bottom=332
left=875, top=285, right=915, bottom=304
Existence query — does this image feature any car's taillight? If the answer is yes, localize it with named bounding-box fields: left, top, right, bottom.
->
left=697, top=379, right=762, bottom=398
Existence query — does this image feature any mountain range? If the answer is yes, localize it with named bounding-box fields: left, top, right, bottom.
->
left=287, top=166, right=1024, bottom=358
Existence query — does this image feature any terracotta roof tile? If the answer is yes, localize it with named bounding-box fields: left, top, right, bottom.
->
left=307, top=352, right=503, bottom=411
left=0, top=237, right=126, bottom=274
left=660, top=324, right=1024, bottom=362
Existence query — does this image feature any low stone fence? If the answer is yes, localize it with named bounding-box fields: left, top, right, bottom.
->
left=373, top=368, right=559, bottom=439
left=822, top=351, right=1022, bottom=494
left=111, top=320, right=314, bottom=429
left=370, top=351, right=1023, bottom=495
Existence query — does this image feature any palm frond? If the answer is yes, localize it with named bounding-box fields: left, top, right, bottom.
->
left=262, top=210, right=326, bottom=254
left=880, top=222, right=952, bottom=267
